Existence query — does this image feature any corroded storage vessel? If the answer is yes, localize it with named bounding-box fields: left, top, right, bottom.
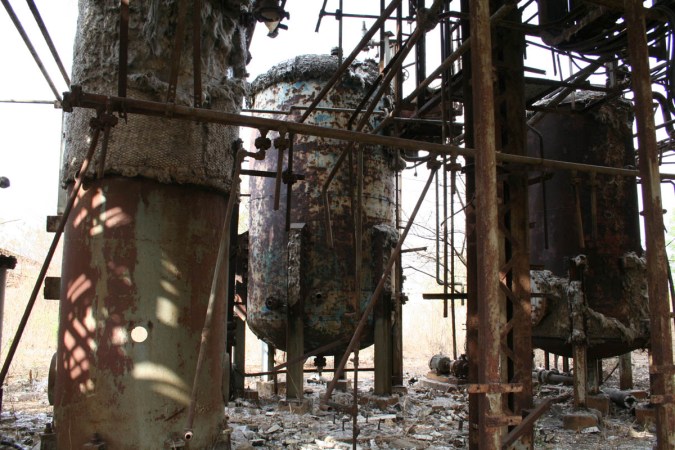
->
left=528, top=93, right=649, bottom=358
left=55, top=1, right=247, bottom=448
left=247, top=55, right=399, bottom=353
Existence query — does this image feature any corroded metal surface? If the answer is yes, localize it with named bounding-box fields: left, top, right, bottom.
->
left=247, top=55, right=397, bottom=353
left=55, top=177, right=227, bottom=449
left=63, top=1, right=250, bottom=192
left=528, top=95, right=648, bottom=358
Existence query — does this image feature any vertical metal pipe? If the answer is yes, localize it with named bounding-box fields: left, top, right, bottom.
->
left=354, top=145, right=364, bottom=313
left=299, top=0, right=402, bottom=123
left=392, top=172, right=404, bottom=387
left=338, top=0, right=343, bottom=65
left=470, top=0, right=503, bottom=448
left=625, top=1, right=675, bottom=447
left=619, top=353, right=633, bottom=390
left=185, top=149, right=249, bottom=436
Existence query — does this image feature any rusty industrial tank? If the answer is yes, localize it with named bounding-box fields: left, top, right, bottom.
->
left=528, top=92, right=649, bottom=358
left=54, top=1, right=245, bottom=448
left=246, top=55, right=398, bottom=353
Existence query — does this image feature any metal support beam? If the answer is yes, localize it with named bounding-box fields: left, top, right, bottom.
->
left=619, top=353, right=633, bottom=390
left=625, top=1, right=675, bottom=447
left=470, top=0, right=504, bottom=448
left=233, top=316, right=246, bottom=394
left=286, top=223, right=306, bottom=400
left=62, top=87, right=675, bottom=179
left=373, top=228, right=394, bottom=396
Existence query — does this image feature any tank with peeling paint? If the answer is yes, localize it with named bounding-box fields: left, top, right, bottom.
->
left=57, top=179, right=228, bottom=449
left=528, top=92, right=649, bottom=358
left=55, top=1, right=249, bottom=448
left=246, top=55, right=399, bottom=353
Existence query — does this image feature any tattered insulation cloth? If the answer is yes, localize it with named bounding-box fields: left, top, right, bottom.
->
left=62, top=0, right=253, bottom=193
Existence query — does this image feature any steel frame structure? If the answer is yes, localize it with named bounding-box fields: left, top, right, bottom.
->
left=2, top=0, right=675, bottom=448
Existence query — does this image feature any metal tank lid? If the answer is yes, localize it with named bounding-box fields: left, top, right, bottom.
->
left=249, top=54, right=380, bottom=97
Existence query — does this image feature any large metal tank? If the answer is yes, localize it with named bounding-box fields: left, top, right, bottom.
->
left=528, top=92, right=649, bottom=358
left=55, top=1, right=248, bottom=448
left=247, top=55, right=399, bottom=353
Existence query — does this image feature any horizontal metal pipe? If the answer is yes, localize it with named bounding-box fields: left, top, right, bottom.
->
left=62, top=88, right=675, bottom=179
left=245, top=367, right=376, bottom=377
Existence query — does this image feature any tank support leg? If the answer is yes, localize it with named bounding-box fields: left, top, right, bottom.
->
left=573, top=344, right=588, bottom=408
left=373, top=227, right=394, bottom=396
left=587, top=358, right=601, bottom=394
left=286, top=223, right=307, bottom=400
left=619, top=353, right=633, bottom=390
left=374, top=294, right=393, bottom=396
left=233, top=316, right=246, bottom=395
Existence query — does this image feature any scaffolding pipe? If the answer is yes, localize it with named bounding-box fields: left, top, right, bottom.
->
left=25, top=0, right=70, bottom=86
left=1, top=0, right=62, bottom=102
left=625, top=1, right=675, bottom=447
left=61, top=88, right=675, bottom=179
left=300, top=0, right=403, bottom=123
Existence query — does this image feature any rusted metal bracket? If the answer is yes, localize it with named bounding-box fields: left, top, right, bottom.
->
left=501, top=399, right=553, bottom=449
left=273, top=132, right=289, bottom=211
left=484, top=415, right=522, bottom=428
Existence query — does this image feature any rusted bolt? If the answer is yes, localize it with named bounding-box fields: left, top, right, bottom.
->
left=265, top=296, right=281, bottom=310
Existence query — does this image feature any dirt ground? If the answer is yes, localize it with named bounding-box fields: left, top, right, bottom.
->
left=0, top=350, right=664, bottom=449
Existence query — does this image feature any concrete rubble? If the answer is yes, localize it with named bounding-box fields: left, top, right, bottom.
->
left=0, top=353, right=660, bottom=449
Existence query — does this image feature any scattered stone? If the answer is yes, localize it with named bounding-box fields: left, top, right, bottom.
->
left=562, top=411, right=599, bottom=431
left=264, top=424, right=281, bottom=434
